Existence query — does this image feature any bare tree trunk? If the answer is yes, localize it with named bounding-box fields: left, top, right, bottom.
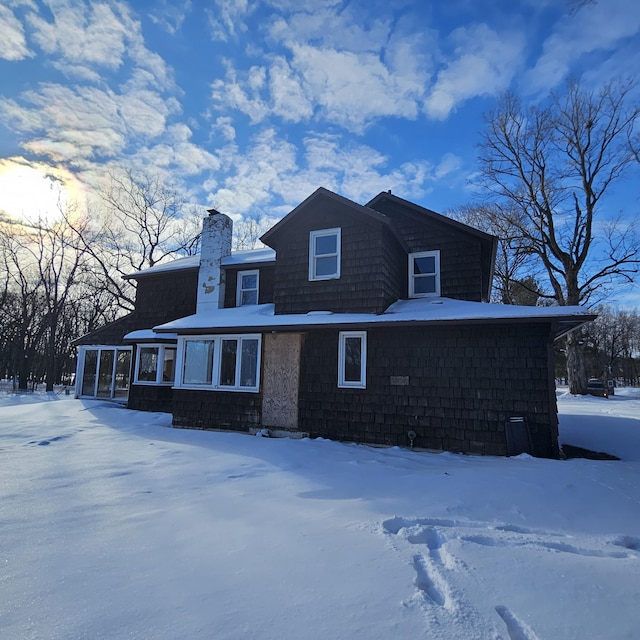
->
left=566, top=332, right=587, bottom=394
left=18, top=350, right=29, bottom=391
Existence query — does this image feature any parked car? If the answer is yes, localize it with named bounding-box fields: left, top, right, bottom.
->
left=587, top=379, right=608, bottom=398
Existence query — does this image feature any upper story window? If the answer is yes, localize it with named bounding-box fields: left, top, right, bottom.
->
left=338, top=331, right=366, bottom=389
left=409, top=250, right=440, bottom=298
left=134, top=344, right=176, bottom=384
left=309, top=228, right=341, bottom=281
left=236, top=269, right=259, bottom=306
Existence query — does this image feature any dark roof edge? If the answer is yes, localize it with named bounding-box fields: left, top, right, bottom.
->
left=367, top=191, right=498, bottom=244
left=71, top=313, right=135, bottom=346
left=123, top=264, right=199, bottom=281
left=153, top=313, right=596, bottom=336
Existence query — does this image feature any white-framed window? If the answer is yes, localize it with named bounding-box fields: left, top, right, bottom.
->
left=309, top=228, right=341, bottom=281
left=176, top=334, right=261, bottom=392
left=338, top=331, right=366, bottom=389
left=236, top=269, right=259, bottom=306
left=134, top=344, right=177, bottom=385
left=409, top=250, right=440, bottom=298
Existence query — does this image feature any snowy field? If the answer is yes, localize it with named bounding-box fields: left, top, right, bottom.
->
left=1, top=389, right=639, bottom=639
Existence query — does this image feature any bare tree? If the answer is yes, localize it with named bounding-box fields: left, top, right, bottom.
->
left=449, top=202, right=544, bottom=304
left=0, top=214, right=94, bottom=390
left=67, top=169, right=202, bottom=311
left=34, top=219, right=92, bottom=390
left=232, top=216, right=273, bottom=251
left=478, top=79, right=640, bottom=393
left=588, top=307, right=640, bottom=384
left=0, top=219, right=49, bottom=389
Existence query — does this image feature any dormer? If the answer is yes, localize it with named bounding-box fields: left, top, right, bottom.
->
left=260, top=188, right=407, bottom=315
left=367, top=192, right=497, bottom=302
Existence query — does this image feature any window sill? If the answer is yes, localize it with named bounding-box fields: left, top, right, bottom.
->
left=174, top=385, right=260, bottom=393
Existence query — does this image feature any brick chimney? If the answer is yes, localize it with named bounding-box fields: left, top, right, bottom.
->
left=196, top=209, right=232, bottom=314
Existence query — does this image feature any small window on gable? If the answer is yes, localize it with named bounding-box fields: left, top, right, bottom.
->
left=309, top=228, right=341, bottom=281
left=409, top=250, right=440, bottom=298
left=338, top=331, right=366, bottom=389
left=236, top=269, right=259, bottom=306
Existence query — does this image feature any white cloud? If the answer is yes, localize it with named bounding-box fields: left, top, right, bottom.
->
left=424, top=23, right=525, bottom=120
left=125, top=42, right=176, bottom=93
left=434, top=152, right=463, bottom=180
left=288, top=43, right=425, bottom=132
left=211, top=116, right=236, bottom=142
left=207, top=0, right=251, bottom=41
left=268, top=57, right=314, bottom=122
left=148, top=0, right=191, bottom=35
left=23, top=1, right=175, bottom=90
left=0, top=4, right=33, bottom=60
left=27, top=1, right=134, bottom=72
left=268, top=5, right=391, bottom=53
left=204, top=128, right=452, bottom=219
left=211, top=64, right=271, bottom=124
left=526, top=0, right=640, bottom=93
left=0, top=82, right=182, bottom=162
left=208, top=4, right=438, bottom=133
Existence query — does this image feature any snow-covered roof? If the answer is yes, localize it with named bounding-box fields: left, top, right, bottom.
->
left=221, top=247, right=275, bottom=266
left=124, top=255, right=200, bottom=279
left=125, top=247, right=276, bottom=279
left=151, top=297, right=595, bottom=338
left=123, top=329, right=178, bottom=342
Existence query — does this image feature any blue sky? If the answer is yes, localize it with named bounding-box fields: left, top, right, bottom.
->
left=0, top=0, right=639, bottom=239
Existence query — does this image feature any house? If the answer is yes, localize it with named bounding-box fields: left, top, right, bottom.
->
left=73, top=187, right=595, bottom=458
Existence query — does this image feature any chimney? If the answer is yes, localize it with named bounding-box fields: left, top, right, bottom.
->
left=197, top=209, right=232, bottom=314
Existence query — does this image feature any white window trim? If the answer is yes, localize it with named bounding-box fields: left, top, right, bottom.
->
left=309, top=227, right=341, bottom=281
left=338, top=331, right=366, bottom=389
left=175, top=334, right=262, bottom=393
left=408, top=250, right=441, bottom=298
left=236, top=269, right=260, bottom=307
left=133, top=344, right=176, bottom=385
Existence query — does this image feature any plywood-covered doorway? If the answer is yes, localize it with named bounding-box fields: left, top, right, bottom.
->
left=261, top=333, right=302, bottom=430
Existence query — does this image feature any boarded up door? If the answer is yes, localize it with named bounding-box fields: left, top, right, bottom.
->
left=262, top=333, right=302, bottom=429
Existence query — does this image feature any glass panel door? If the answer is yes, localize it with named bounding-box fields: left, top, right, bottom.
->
left=114, top=349, right=131, bottom=399
left=97, top=350, right=115, bottom=398
left=81, top=349, right=98, bottom=396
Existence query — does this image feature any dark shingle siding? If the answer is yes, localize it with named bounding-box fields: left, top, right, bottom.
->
left=223, top=264, right=275, bottom=308
left=172, top=389, right=261, bottom=431
left=270, top=200, right=404, bottom=314
left=75, top=269, right=198, bottom=346
left=369, top=196, right=488, bottom=302
left=128, top=384, right=174, bottom=413
left=297, top=323, right=557, bottom=457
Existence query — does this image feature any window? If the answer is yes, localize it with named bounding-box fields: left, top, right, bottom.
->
left=134, top=345, right=177, bottom=384
left=183, top=340, right=214, bottom=385
left=309, top=228, right=341, bottom=281
left=236, top=270, right=259, bottom=306
left=409, top=250, right=440, bottom=298
left=177, top=335, right=261, bottom=392
left=338, top=331, right=366, bottom=388
left=136, top=347, right=159, bottom=382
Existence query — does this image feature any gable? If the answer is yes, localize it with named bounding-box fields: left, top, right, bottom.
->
left=259, top=188, right=407, bottom=314
left=260, top=187, right=406, bottom=251
left=367, top=192, right=497, bottom=302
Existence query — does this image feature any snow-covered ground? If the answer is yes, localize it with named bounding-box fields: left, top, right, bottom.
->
left=1, top=389, right=639, bottom=639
